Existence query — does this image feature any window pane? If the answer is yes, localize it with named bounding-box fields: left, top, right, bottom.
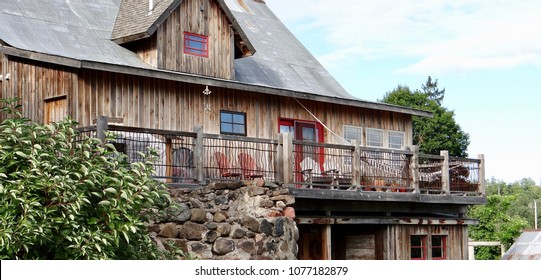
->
left=221, top=112, right=232, bottom=123
left=233, top=114, right=245, bottom=124
left=367, top=129, right=383, bottom=147
left=432, top=236, right=442, bottom=247
left=302, top=127, right=316, bottom=141
left=233, top=124, right=245, bottom=134
left=344, top=126, right=362, bottom=143
left=432, top=248, right=443, bottom=258
left=411, top=236, right=422, bottom=246
left=280, top=125, right=293, bottom=133
left=411, top=248, right=423, bottom=259
left=389, top=131, right=404, bottom=149
left=221, top=123, right=232, bottom=133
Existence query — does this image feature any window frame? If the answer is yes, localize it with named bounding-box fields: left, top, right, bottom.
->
left=220, top=110, right=247, bottom=136
left=431, top=235, right=447, bottom=260
left=183, top=32, right=209, bottom=58
left=343, top=125, right=363, bottom=145
left=410, top=235, right=427, bottom=260
left=366, top=128, right=384, bottom=148
left=388, top=130, right=405, bottom=150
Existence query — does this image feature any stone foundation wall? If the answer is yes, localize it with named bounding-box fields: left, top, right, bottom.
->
left=150, top=180, right=299, bottom=260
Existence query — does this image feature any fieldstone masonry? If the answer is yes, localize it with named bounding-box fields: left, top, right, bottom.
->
left=151, top=180, right=299, bottom=260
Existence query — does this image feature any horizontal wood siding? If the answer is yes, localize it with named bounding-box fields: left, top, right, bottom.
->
left=130, top=0, right=233, bottom=79
left=386, top=224, right=468, bottom=260
left=0, top=56, right=74, bottom=123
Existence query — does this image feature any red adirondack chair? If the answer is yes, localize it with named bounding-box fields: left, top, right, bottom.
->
left=238, top=152, right=264, bottom=179
left=214, top=151, right=241, bottom=178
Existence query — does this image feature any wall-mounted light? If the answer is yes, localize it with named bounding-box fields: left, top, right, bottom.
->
left=202, top=85, right=211, bottom=95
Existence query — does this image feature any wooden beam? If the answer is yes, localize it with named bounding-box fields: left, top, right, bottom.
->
left=296, top=217, right=479, bottom=225
left=441, top=150, right=450, bottom=195
left=0, top=46, right=81, bottom=68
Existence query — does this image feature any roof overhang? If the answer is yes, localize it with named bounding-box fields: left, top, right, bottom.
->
left=0, top=45, right=432, bottom=117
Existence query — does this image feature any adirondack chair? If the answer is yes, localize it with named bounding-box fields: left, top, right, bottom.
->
left=214, top=151, right=241, bottom=178
left=299, top=157, right=333, bottom=188
left=238, top=152, right=264, bottom=179
left=172, top=147, right=194, bottom=183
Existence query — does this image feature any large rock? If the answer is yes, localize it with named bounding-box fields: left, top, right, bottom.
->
left=179, top=221, right=207, bottom=240
left=259, top=219, right=273, bottom=236
left=157, top=203, right=191, bottom=223
left=213, top=238, right=236, bottom=255
left=283, top=207, right=296, bottom=219
left=238, top=239, right=256, bottom=254
left=158, top=223, right=179, bottom=238
left=273, top=217, right=286, bottom=237
left=242, top=216, right=260, bottom=232
left=204, top=231, right=219, bottom=243
left=216, top=223, right=232, bottom=236
left=190, top=209, right=207, bottom=223
left=188, top=242, right=212, bottom=259
left=230, top=225, right=246, bottom=239
left=213, top=212, right=227, bottom=223
left=248, top=186, right=266, bottom=197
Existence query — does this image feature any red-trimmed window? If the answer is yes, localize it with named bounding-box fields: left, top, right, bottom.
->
left=183, top=32, right=208, bottom=57
left=410, top=235, right=427, bottom=260
left=432, top=235, right=447, bottom=260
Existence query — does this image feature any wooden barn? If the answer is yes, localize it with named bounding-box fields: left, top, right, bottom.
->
left=0, top=0, right=486, bottom=260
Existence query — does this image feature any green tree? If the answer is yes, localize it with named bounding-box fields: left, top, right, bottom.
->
left=0, top=100, right=180, bottom=259
left=468, top=195, right=528, bottom=260
left=380, top=77, right=470, bottom=157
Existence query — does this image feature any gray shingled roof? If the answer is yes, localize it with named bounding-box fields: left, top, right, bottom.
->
left=502, top=230, right=541, bottom=260
left=111, top=0, right=177, bottom=43
left=224, top=0, right=356, bottom=100
left=0, top=0, right=150, bottom=68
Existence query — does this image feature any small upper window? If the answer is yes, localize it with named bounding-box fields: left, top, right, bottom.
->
left=184, top=32, right=208, bottom=57
left=220, top=111, right=246, bottom=136
left=366, top=128, right=384, bottom=147
left=388, top=131, right=405, bottom=149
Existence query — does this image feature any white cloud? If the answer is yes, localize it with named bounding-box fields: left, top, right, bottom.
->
left=266, top=0, right=541, bottom=74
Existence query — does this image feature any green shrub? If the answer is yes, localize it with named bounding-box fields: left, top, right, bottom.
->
left=0, top=100, right=180, bottom=259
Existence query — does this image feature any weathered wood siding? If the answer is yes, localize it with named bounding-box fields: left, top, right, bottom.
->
left=129, top=0, right=234, bottom=79
left=0, top=55, right=412, bottom=146
left=0, top=56, right=74, bottom=123
left=386, top=225, right=468, bottom=260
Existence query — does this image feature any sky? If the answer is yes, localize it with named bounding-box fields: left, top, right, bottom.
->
left=265, top=0, right=541, bottom=184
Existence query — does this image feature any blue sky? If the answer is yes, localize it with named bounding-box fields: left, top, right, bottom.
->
left=266, top=0, right=541, bottom=184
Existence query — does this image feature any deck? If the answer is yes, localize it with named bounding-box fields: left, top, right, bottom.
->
left=77, top=118, right=486, bottom=204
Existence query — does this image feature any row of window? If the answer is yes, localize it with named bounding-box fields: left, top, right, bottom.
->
left=219, top=111, right=406, bottom=150
left=343, top=125, right=405, bottom=149
left=411, top=235, right=447, bottom=260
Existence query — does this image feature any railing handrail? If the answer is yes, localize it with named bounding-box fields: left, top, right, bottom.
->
left=203, top=133, right=279, bottom=145
left=449, top=156, right=482, bottom=164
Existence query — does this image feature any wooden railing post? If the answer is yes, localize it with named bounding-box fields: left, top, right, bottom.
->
left=275, top=133, right=284, bottom=183
left=352, top=140, right=361, bottom=187
left=281, top=133, right=293, bottom=185
left=193, top=126, right=204, bottom=184
left=410, top=145, right=419, bottom=193
left=478, top=154, right=486, bottom=195
left=441, top=150, right=450, bottom=195
left=96, top=116, right=109, bottom=143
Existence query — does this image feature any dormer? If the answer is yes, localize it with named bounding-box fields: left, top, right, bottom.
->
left=111, top=0, right=254, bottom=80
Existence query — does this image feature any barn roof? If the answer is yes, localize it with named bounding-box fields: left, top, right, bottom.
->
left=502, top=230, right=541, bottom=260
left=0, top=0, right=431, bottom=117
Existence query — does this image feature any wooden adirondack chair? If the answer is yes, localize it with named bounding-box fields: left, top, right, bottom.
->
left=214, top=151, right=241, bottom=178
left=238, top=152, right=264, bottom=179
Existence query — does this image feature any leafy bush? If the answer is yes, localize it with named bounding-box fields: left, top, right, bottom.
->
left=0, top=100, right=179, bottom=259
